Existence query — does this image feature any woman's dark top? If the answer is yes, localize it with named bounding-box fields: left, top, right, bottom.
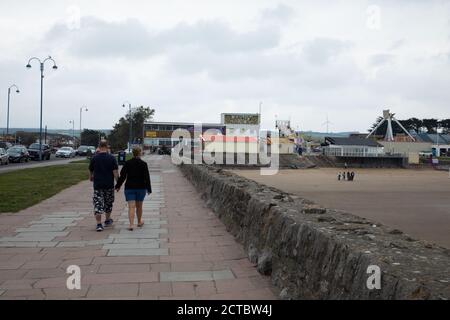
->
left=115, top=157, right=152, bottom=193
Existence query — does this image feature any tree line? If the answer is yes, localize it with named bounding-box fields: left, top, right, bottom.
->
left=107, top=106, right=155, bottom=152
left=82, top=105, right=155, bottom=152
left=370, top=117, right=450, bottom=135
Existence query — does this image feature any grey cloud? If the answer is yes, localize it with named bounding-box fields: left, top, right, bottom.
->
left=369, top=58, right=450, bottom=107
left=369, top=53, right=395, bottom=67
left=260, top=4, right=295, bottom=23
left=167, top=48, right=301, bottom=80
left=44, top=17, right=281, bottom=59
left=166, top=42, right=362, bottom=91
left=302, top=38, right=352, bottom=65
left=160, top=20, right=280, bottom=53
left=389, top=39, right=406, bottom=51
left=46, top=17, right=158, bottom=58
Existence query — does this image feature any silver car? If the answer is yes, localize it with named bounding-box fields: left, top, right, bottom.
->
left=55, top=147, right=76, bottom=158
left=0, top=148, right=9, bottom=165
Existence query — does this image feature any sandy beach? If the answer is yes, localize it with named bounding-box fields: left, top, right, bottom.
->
left=233, top=168, right=450, bottom=248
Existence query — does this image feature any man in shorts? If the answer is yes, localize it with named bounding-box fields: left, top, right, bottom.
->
left=89, top=140, right=119, bottom=231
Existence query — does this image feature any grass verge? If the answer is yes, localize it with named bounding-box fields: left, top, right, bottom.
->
left=0, top=163, right=89, bottom=213
left=70, top=158, right=90, bottom=164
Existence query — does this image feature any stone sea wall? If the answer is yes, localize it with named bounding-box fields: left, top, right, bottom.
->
left=179, top=163, right=450, bottom=300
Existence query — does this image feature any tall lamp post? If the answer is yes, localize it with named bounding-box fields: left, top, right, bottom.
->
left=122, top=101, right=132, bottom=152
left=79, top=106, right=88, bottom=146
left=6, top=84, right=20, bottom=137
left=436, top=120, right=440, bottom=158
left=6, top=85, right=20, bottom=137
left=69, top=120, right=75, bottom=147
left=26, top=56, right=58, bottom=161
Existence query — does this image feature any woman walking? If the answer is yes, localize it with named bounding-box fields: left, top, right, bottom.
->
left=115, top=147, right=152, bottom=230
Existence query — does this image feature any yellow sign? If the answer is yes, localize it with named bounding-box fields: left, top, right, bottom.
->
left=145, top=131, right=157, bottom=138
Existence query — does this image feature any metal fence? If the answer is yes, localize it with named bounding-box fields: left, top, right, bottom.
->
left=324, top=146, right=384, bottom=157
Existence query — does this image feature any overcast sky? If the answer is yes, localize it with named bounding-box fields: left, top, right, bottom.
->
left=1, top=0, right=449, bottom=132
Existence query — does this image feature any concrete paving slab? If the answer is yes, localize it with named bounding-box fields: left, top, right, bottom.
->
left=107, top=248, right=169, bottom=256
left=41, top=214, right=81, bottom=218
left=118, top=228, right=167, bottom=235
left=108, top=233, right=161, bottom=239
left=0, top=242, right=38, bottom=247
left=56, top=242, right=87, bottom=248
left=37, top=242, right=58, bottom=248
left=103, top=243, right=160, bottom=250
left=15, top=226, right=68, bottom=232
left=1, top=237, right=55, bottom=242
left=31, top=218, right=80, bottom=224
left=14, top=231, right=69, bottom=238
left=160, top=270, right=234, bottom=282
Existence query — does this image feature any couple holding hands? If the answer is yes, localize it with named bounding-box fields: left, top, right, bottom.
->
left=89, top=142, right=151, bottom=232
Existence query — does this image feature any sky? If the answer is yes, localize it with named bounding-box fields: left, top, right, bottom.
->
left=0, top=0, right=449, bottom=133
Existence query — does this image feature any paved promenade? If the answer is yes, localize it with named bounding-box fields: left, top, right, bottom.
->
left=0, top=155, right=277, bottom=299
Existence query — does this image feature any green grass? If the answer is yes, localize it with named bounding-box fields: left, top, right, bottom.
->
left=0, top=163, right=89, bottom=213
left=70, top=158, right=90, bottom=164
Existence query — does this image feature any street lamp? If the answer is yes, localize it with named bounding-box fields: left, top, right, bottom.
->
left=69, top=120, right=75, bottom=147
left=6, top=84, right=20, bottom=137
left=26, top=56, right=58, bottom=161
left=436, top=120, right=441, bottom=158
left=79, top=106, right=88, bottom=146
left=122, top=101, right=132, bottom=152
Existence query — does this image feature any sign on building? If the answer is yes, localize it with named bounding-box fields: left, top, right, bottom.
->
left=145, top=131, right=157, bottom=138
left=222, top=113, right=260, bottom=125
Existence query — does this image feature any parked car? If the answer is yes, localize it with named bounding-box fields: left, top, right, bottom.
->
left=87, top=146, right=96, bottom=159
left=55, top=147, right=76, bottom=158
left=28, top=143, right=51, bottom=160
left=76, top=145, right=93, bottom=156
left=7, top=145, right=30, bottom=163
left=0, top=141, right=12, bottom=150
left=0, top=148, right=9, bottom=165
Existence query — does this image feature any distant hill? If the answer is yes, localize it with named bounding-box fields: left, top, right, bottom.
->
left=297, top=131, right=356, bottom=140
left=0, top=128, right=111, bottom=138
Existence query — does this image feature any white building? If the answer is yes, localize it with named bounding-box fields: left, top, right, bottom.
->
left=324, top=137, right=384, bottom=157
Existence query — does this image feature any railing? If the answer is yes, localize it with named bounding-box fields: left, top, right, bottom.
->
left=323, top=146, right=385, bottom=158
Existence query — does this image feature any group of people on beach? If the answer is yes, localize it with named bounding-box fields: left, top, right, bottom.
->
left=88, top=140, right=152, bottom=232
left=338, top=171, right=355, bottom=181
